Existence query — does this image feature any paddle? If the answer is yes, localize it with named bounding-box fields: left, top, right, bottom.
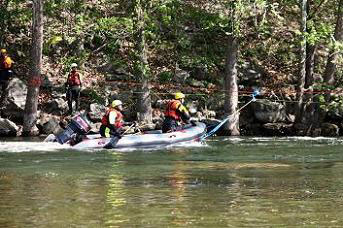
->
left=103, top=123, right=136, bottom=149
left=200, top=89, right=259, bottom=140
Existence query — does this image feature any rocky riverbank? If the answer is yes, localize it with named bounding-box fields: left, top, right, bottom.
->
left=0, top=77, right=342, bottom=138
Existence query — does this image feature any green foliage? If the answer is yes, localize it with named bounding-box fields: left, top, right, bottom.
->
left=157, top=71, right=174, bottom=82
left=307, top=21, right=334, bottom=45
left=314, top=83, right=343, bottom=112
left=3, top=0, right=342, bottom=110
left=82, top=88, right=106, bottom=104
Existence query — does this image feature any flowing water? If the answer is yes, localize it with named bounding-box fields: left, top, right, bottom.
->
left=1, top=137, right=343, bottom=227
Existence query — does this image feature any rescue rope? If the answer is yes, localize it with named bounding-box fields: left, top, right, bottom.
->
left=200, top=90, right=259, bottom=141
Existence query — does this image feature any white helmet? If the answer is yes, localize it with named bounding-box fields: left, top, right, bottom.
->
left=111, top=100, right=123, bottom=108
left=71, top=63, right=78, bottom=68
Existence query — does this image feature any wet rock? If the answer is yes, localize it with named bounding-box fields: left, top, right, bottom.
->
left=262, top=123, right=294, bottom=136
left=321, top=123, right=339, bottom=137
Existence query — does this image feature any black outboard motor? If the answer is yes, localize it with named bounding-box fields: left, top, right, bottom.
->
left=56, top=114, right=91, bottom=144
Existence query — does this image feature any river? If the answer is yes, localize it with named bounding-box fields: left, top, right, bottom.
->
left=1, top=137, right=343, bottom=227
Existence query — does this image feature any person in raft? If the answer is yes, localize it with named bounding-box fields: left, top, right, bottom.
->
left=162, top=92, right=196, bottom=133
left=100, top=99, right=126, bottom=148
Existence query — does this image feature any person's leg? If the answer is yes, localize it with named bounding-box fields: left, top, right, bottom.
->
left=74, top=87, right=81, bottom=111
left=0, top=80, right=9, bottom=108
left=103, top=136, right=120, bottom=149
left=162, top=118, right=178, bottom=133
left=100, top=125, right=109, bottom=137
left=66, top=88, right=73, bottom=114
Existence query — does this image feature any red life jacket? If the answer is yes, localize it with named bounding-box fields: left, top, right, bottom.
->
left=101, top=108, right=123, bottom=129
left=67, top=71, right=81, bottom=86
left=164, top=100, right=182, bottom=121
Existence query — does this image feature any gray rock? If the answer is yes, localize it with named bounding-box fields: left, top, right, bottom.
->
left=40, top=116, right=62, bottom=135
left=3, top=78, right=27, bottom=121
left=0, top=118, right=19, bottom=136
left=321, top=123, right=339, bottom=137
left=88, top=103, right=106, bottom=122
left=253, top=99, right=287, bottom=123
left=41, top=98, right=68, bottom=115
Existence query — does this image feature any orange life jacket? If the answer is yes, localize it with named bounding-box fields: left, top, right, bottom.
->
left=101, top=108, right=123, bottom=129
left=67, top=71, right=81, bottom=86
left=164, top=100, right=182, bottom=121
left=0, top=56, right=13, bottom=70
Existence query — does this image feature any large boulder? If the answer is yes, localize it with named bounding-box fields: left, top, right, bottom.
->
left=2, top=78, right=27, bottom=121
left=0, top=118, right=20, bottom=136
left=321, top=123, right=339, bottom=137
left=252, top=99, right=288, bottom=123
left=88, top=103, right=106, bottom=122
left=37, top=114, right=63, bottom=135
left=8, top=78, right=27, bottom=109
left=40, top=97, right=68, bottom=115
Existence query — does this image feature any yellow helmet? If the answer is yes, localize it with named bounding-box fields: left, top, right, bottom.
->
left=111, top=100, right=123, bottom=108
left=0, top=49, right=6, bottom=54
left=175, top=92, right=185, bottom=100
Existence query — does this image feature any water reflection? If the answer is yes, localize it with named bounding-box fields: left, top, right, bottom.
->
left=105, top=152, right=127, bottom=226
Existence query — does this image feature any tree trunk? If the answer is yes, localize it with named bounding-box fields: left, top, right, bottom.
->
left=295, top=0, right=307, bottom=125
left=133, top=0, right=152, bottom=123
left=0, top=0, right=9, bottom=46
left=323, top=0, right=343, bottom=85
left=304, top=1, right=318, bottom=134
left=305, top=43, right=316, bottom=89
left=224, top=35, right=239, bottom=136
left=23, top=0, right=43, bottom=136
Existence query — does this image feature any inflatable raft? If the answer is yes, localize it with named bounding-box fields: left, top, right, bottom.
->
left=45, top=114, right=206, bottom=149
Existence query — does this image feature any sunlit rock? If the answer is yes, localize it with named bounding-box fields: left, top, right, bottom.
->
left=0, top=118, right=19, bottom=136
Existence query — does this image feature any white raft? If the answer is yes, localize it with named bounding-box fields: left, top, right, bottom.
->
left=44, top=114, right=206, bottom=149
left=72, top=122, right=206, bottom=149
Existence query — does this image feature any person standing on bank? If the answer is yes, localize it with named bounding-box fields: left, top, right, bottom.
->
left=162, top=92, right=194, bottom=133
left=0, top=49, right=14, bottom=108
left=65, top=63, right=82, bottom=115
left=100, top=100, right=125, bottom=148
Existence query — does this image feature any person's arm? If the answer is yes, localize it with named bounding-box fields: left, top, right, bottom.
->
left=65, top=73, right=71, bottom=88
left=77, top=72, right=82, bottom=87
left=176, top=104, right=191, bottom=123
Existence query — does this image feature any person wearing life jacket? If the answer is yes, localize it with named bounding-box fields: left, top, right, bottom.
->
left=0, top=49, right=14, bottom=108
left=162, top=92, right=194, bottom=133
left=100, top=100, right=126, bottom=148
left=100, top=100, right=125, bottom=137
left=65, top=63, right=82, bottom=115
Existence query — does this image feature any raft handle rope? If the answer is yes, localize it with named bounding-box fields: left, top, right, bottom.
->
left=200, top=90, right=259, bottom=141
